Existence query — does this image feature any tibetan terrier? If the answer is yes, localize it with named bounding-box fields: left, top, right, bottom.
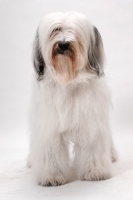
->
left=28, top=12, right=117, bottom=186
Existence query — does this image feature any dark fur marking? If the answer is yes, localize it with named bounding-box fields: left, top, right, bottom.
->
left=33, top=30, right=45, bottom=81
left=88, top=26, right=104, bottom=76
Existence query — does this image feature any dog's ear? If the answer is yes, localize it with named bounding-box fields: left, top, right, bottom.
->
left=33, top=30, right=45, bottom=81
left=88, top=26, right=105, bottom=76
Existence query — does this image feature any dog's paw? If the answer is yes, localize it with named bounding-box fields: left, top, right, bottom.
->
left=37, top=174, right=67, bottom=186
left=79, top=165, right=111, bottom=181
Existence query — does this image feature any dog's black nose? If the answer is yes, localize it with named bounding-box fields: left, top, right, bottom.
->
left=58, top=42, right=69, bottom=53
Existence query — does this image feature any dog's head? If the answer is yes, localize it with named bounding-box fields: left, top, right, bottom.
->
left=33, top=12, right=105, bottom=85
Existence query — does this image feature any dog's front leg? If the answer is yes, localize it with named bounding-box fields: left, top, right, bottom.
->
left=33, top=134, right=69, bottom=186
left=77, top=131, right=112, bottom=181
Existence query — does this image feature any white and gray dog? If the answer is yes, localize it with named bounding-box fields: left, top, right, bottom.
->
left=28, top=12, right=117, bottom=186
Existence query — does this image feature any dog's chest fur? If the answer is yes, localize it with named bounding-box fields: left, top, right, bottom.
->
left=36, top=78, right=110, bottom=135
left=32, top=77, right=110, bottom=146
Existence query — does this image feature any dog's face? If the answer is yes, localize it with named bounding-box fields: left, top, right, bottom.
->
left=33, top=12, right=105, bottom=85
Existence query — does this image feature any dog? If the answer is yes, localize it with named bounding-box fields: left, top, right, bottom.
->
left=28, top=12, right=117, bottom=186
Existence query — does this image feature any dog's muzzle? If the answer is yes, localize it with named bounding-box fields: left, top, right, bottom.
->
left=57, top=41, right=70, bottom=54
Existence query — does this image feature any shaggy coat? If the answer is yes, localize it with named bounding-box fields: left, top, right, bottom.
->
left=28, top=12, right=116, bottom=186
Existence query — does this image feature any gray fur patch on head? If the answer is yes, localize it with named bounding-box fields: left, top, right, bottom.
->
left=33, top=30, right=45, bottom=81
left=88, top=26, right=105, bottom=76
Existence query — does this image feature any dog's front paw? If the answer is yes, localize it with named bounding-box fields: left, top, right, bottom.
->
left=37, top=174, right=67, bottom=186
left=79, top=165, right=111, bottom=181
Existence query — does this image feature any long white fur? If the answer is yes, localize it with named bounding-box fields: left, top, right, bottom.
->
left=28, top=12, right=116, bottom=186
